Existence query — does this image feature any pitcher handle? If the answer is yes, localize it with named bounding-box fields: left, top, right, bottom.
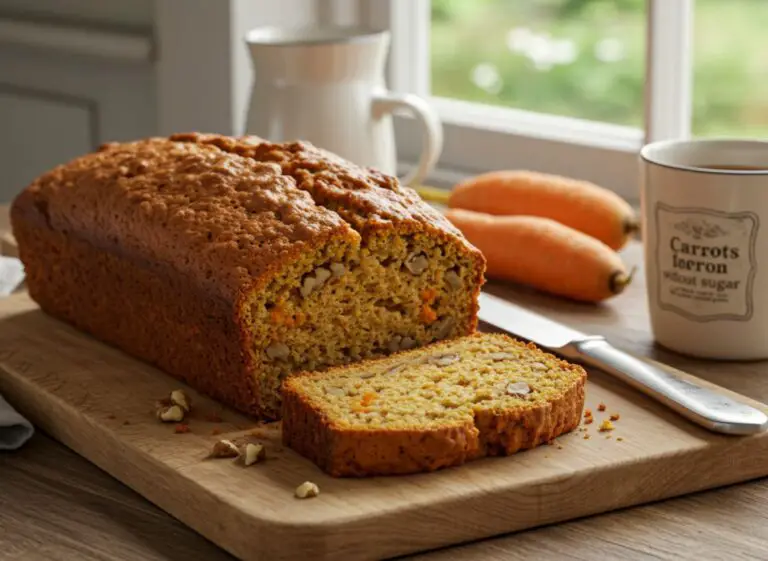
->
left=372, top=92, right=443, bottom=187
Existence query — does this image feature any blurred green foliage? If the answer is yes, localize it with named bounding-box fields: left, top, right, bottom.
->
left=431, top=0, right=768, bottom=137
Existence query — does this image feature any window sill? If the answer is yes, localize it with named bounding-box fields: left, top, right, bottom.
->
left=431, top=97, right=643, bottom=153
left=394, top=98, right=644, bottom=202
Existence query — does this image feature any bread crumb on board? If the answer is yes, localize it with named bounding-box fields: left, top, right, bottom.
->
left=598, top=420, right=615, bottom=432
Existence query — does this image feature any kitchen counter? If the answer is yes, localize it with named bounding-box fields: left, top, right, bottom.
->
left=2, top=205, right=768, bottom=561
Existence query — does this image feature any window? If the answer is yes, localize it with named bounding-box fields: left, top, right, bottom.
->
left=431, top=0, right=646, bottom=128
left=324, top=0, right=767, bottom=199
left=692, top=0, right=768, bottom=137
left=429, top=0, right=768, bottom=139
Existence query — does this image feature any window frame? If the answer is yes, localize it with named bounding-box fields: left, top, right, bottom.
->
left=321, top=0, right=693, bottom=200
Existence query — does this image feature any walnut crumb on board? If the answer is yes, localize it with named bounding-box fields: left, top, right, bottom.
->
left=170, top=390, right=191, bottom=413
left=610, top=413, right=621, bottom=421
left=174, top=424, right=190, bottom=434
left=597, top=403, right=606, bottom=412
left=158, top=404, right=185, bottom=423
left=584, top=417, right=594, bottom=425
left=243, top=443, right=267, bottom=466
left=295, top=481, right=320, bottom=499
left=209, top=439, right=240, bottom=459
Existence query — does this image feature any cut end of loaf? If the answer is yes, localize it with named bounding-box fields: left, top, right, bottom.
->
left=246, top=230, right=484, bottom=419
left=281, top=333, right=586, bottom=476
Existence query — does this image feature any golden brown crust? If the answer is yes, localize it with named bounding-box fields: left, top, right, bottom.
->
left=281, top=334, right=586, bottom=477
left=12, top=219, right=261, bottom=413
left=175, top=133, right=472, bottom=239
left=473, top=373, right=585, bottom=456
left=11, top=134, right=485, bottom=418
left=282, top=390, right=482, bottom=477
left=12, top=136, right=354, bottom=302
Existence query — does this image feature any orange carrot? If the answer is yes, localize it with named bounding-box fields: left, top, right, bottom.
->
left=445, top=209, right=632, bottom=302
left=448, top=171, right=638, bottom=250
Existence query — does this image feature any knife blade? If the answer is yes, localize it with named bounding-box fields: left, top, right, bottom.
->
left=478, top=292, right=768, bottom=436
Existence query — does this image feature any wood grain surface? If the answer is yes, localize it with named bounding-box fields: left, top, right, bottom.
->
left=3, top=224, right=768, bottom=560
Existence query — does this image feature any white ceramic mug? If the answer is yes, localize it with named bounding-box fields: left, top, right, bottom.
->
left=640, top=139, right=768, bottom=360
left=244, top=25, right=442, bottom=186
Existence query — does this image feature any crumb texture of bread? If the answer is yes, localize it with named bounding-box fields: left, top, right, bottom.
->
left=11, top=133, right=485, bottom=418
left=281, top=333, right=586, bottom=477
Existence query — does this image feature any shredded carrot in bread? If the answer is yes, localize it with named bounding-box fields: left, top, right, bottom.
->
left=421, top=304, right=438, bottom=324
left=420, top=288, right=438, bottom=304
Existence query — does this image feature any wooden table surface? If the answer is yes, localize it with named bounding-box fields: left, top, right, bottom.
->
left=2, top=206, right=768, bottom=561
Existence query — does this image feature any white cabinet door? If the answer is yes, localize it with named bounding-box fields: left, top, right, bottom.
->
left=0, top=89, right=93, bottom=201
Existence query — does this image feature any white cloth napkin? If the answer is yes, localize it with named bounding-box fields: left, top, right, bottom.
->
left=0, top=394, right=33, bottom=450
left=0, top=255, right=32, bottom=449
left=0, top=255, right=24, bottom=296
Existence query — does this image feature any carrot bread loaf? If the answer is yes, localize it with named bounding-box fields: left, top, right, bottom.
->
left=11, top=133, right=485, bottom=419
left=282, top=333, right=587, bottom=476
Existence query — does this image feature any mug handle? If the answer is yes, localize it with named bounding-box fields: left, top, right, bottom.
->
left=372, top=92, right=443, bottom=186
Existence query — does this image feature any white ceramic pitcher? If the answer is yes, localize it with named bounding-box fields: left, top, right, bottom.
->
left=244, top=25, right=443, bottom=186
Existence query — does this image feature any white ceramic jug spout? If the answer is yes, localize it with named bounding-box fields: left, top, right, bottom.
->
left=245, top=25, right=442, bottom=186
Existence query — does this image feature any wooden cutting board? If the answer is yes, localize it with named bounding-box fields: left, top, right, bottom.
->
left=2, top=292, right=768, bottom=561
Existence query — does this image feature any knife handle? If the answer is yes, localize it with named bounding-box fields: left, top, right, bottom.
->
left=562, top=337, right=768, bottom=436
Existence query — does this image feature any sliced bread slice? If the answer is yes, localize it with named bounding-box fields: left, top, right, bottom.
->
left=281, top=333, right=587, bottom=477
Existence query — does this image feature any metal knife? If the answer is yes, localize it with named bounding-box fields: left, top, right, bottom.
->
left=478, top=292, right=768, bottom=436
